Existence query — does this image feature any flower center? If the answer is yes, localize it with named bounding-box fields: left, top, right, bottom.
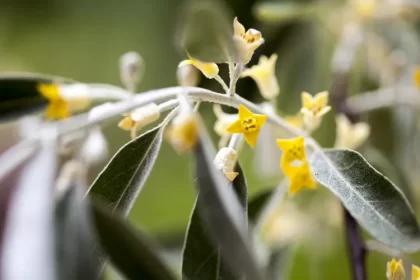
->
left=242, top=117, right=258, bottom=132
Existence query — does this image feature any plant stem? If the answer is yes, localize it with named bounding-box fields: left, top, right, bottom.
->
left=229, top=64, right=243, bottom=96
left=330, top=22, right=366, bottom=280
left=344, top=209, right=366, bottom=280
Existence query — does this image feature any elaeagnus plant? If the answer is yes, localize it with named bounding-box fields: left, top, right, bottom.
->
left=2, top=0, right=420, bottom=279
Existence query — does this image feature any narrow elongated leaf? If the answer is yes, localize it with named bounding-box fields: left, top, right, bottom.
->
left=0, top=73, right=73, bottom=120
left=182, top=164, right=247, bottom=280
left=194, top=131, right=263, bottom=280
left=92, top=200, right=177, bottom=280
left=310, top=149, right=420, bottom=252
left=1, top=138, right=57, bottom=280
left=55, top=168, right=100, bottom=280
left=176, top=0, right=238, bottom=63
left=88, top=124, right=164, bottom=216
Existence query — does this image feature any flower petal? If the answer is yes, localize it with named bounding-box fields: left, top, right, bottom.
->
left=244, top=131, right=259, bottom=148
left=314, top=91, right=329, bottom=108
left=238, top=104, right=254, bottom=120
left=233, top=17, right=246, bottom=36
left=225, top=119, right=244, bottom=133
left=301, top=91, right=313, bottom=109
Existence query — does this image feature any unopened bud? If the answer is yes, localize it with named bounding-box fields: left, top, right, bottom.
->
left=177, top=64, right=200, bottom=87
left=59, top=83, right=91, bottom=112
left=118, top=103, right=161, bottom=138
left=119, top=51, right=145, bottom=92
left=213, top=147, right=239, bottom=181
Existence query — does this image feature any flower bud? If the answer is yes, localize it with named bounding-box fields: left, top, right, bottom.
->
left=59, top=83, right=91, bottom=111
left=118, top=103, right=161, bottom=139
left=79, top=127, right=108, bottom=165
left=213, top=147, right=239, bottom=181
left=177, top=63, right=200, bottom=87
left=119, top=51, right=145, bottom=92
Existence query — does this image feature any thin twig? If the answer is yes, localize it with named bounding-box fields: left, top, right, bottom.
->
left=229, top=64, right=244, bottom=96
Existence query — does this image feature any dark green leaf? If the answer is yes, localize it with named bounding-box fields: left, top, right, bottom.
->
left=1, top=139, right=57, bottom=280
left=92, top=200, right=176, bottom=280
left=248, top=189, right=273, bottom=223
left=193, top=130, right=263, bottom=280
left=0, top=73, right=73, bottom=120
left=176, top=0, right=238, bottom=63
left=310, top=149, right=420, bottom=252
left=55, top=174, right=101, bottom=280
left=88, top=124, right=164, bottom=216
left=182, top=164, right=247, bottom=280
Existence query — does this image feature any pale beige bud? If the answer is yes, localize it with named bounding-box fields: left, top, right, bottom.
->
left=177, top=63, right=200, bottom=87
left=119, top=51, right=145, bottom=92
left=213, top=147, right=239, bottom=181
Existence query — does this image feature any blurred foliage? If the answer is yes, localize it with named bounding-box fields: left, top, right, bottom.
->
left=3, top=0, right=420, bottom=279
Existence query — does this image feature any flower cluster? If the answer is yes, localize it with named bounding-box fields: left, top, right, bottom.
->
left=277, top=137, right=316, bottom=195
left=386, top=258, right=420, bottom=280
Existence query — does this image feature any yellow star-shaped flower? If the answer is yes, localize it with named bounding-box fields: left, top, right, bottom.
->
left=179, top=56, right=219, bottom=79
left=37, top=83, right=70, bottom=120
left=287, top=162, right=317, bottom=195
left=276, top=137, right=307, bottom=176
left=387, top=259, right=405, bottom=280
left=300, top=91, right=331, bottom=118
left=226, top=104, right=267, bottom=148
left=412, top=265, right=420, bottom=280
left=414, top=67, right=420, bottom=90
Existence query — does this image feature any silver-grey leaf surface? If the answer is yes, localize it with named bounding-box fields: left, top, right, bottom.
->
left=310, top=149, right=420, bottom=252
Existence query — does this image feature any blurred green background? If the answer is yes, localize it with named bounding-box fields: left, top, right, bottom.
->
left=2, top=0, right=420, bottom=279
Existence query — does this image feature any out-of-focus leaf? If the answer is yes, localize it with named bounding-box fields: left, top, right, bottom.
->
left=266, top=247, right=288, bottom=280
left=248, top=189, right=273, bottom=222
left=310, top=149, right=420, bottom=252
left=92, top=200, right=177, bottom=280
left=193, top=130, right=263, bottom=280
left=55, top=165, right=100, bottom=280
left=182, top=164, right=247, bottom=280
left=254, top=2, right=324, bottom=23
left=88, top=124, right=164, bottom=216
left=1, top=137, right=57, bottom=280
left=363, top=146, right=415, bottom=207
left=176, top=0, right=238, bottom=63
left=0, top=73, right=73, bottom=120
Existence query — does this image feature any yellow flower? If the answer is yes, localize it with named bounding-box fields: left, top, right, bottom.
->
left=287, top=162, right=317, bottom=195
left=118, top=103, right=161, bottom=139
left=179, top=56, right=219, bottom=79
left=276, top=136, right=307, bottom=176
left=226, top=104, right=267, bottom=148
left=241, top=54, right=279, bottom=100
left=414, top=67, right=420, bottom=90
left=334, top=114, right=370, bottom=149
left=412, top=265, right=420, bottom=280
left=387, top=259, right=405, bottom=280
left=351, top=0, right=377, bottom=19
left=38, top=83, right=70, bottom=120
left=300, top=91, right=331, bottom=132
left=169, top=113, right=199, bottom=154
left=233, top=17, right=265, bottom=64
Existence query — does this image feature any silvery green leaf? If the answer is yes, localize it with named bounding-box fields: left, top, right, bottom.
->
left=182, top=164, right=247, bottom=280
left=194, top=129, right=263, bottom=280
left=92, top=200, right=177, bottom=280
left=1, top=136, right=57, bottom=280
left=176, top=0, right=238, bottom=63
left=88, top=123, right=164, bottom=216
left=55, top=170, right=100, bottom=280
left=310, top=149, right=420, bottom=252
